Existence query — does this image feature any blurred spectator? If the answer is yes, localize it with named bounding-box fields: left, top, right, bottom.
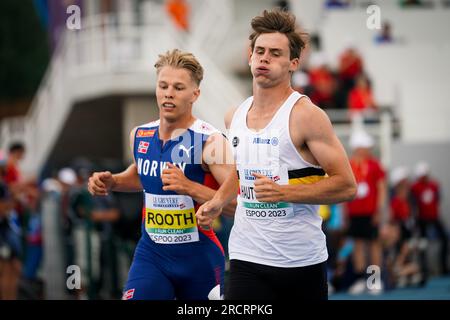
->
left=410, top=162, right=449, bottom=276
left=321, top=203, right=347, bottom=293
left=348, top=74, right=378, bottom=117
left=274, top=0, right=290, bottom=11
left=329, top=237, right=355, bottom=292
left=308, top=52, right=338, bottom=109
left=3, top=142, right=31, bottom=266
left=337, top=44, right=364, bottom=109
left=0, top=150, right=7, bottom=182
left=90, top=193, right=121, bottom=299
left=4, top=142, right=26, bottom=192
left=165, top=0, right=190, bottom=32
left=379, top=221, right=420, bottom=289
left=22, top=183, right=43, bottom=292
left=0, top=183, right=22, bottom=299
left=399, top=0, right=426, bottom=7
left=309, top=34, right=322, bottom=51
left=390, top=166, right=412, bottom=237
left=68, top=166, right=95, bottom=299
left=388, top=166, right=423, bottom=287
left=57, top=167, right=78, bottom=281
left=375, top=21, right=394, bottom=45
left=325, top=0, right=350, bottom=9
left=59, top=167, right=78, bottom=212
left=345, top=130, right=387, bottom=294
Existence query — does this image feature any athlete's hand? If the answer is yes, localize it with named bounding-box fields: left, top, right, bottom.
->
left=253, top=173, right=284, bottom=203
left=88, top=171, right=116, bottom=196
left=161, top=163, right=192, bottom=194
left=196, top=198, right=224, bottom=230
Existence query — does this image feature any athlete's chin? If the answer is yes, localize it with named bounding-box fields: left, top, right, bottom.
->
left=254, top=72, right=269, bottom=78
left=254, top=78, right=275, bottom=88
left=160, top=112, right=179, bottom=123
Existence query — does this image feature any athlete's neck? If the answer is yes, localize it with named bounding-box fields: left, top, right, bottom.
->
left=159, top=115, right=196, bottom=142
left=252, top=82, right=294, bottom=112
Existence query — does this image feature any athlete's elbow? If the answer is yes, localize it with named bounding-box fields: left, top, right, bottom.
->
left=342, top=179, right=357, bottom=202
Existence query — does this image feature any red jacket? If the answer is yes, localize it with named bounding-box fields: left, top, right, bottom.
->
left=411, top=178, right=440, bottom=220
left=346, top=157, right=385, bottom=216
left=390, top=196, right=410, bottom=222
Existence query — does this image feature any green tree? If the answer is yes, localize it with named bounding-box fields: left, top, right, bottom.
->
left=0, top=0, right=50, bottom=102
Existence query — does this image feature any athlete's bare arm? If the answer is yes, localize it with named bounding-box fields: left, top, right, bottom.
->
left=161, top=132, right=237, bottom=217
left=88, top=127, right=143, bottom=196
left=253, top=98, right=357, bottom=204
left=202, top=133, right=238, bottom=216
left=196, top=108, right=239, bottom=227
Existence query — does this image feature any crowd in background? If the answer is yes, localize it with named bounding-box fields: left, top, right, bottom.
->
left=0, top=145, right=234, bottom=299
left=0, top=145, right=142, bottom=299
left=289, top=31, right=386, bottom=122
left=322, top=130, right=449, bottom=295
left=1, top=130, right=448, bottom=299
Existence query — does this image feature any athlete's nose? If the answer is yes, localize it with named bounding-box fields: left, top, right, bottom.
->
left=165, top=87, right=175, bottom=99
left=260, top=51, right=270, bottom=64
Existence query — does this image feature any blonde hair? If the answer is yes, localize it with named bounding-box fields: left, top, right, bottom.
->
left=154, top=49, right=203, bottom=86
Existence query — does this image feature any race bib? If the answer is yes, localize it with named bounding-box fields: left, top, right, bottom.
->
left=144, top=193, right=199, bottom=244
left=238, top=165, right=293, bottom=220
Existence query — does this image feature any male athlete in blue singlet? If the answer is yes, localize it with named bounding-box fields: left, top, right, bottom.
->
left=88, top=49, right=237, bottom=300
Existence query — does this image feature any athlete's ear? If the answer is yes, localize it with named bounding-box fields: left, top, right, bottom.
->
left=248, top=46, right=253, bottom=66
left=192, top=87, right=200, bottom=103
left=289, top=57, right=300, bottom=73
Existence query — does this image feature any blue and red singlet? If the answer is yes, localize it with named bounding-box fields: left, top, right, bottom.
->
left=122, top=119, right=225, bottom=300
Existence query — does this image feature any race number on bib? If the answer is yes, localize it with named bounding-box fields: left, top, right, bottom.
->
left=238, top=165, right=293, bottom=220
left=145, top=194, right=199, bottom=244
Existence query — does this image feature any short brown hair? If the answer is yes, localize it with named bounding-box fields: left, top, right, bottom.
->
left=154, top=49, right=203, bottom=86
left=249, top=9, right=306, bottom=60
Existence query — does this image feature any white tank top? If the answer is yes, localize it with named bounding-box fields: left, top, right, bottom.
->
left=228, top=91, right=328, bottom=267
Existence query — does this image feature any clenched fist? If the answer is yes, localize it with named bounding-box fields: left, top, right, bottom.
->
left=88, top=171, right=116, bottom=196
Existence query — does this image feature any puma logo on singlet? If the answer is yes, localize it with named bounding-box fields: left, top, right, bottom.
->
left=179, top=145, right=194, bottom=158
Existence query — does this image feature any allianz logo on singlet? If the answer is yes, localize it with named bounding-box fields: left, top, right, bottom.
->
left=137, top=158, right=186, bottom=177
left=231, top=129, right=281, bottom=164
left=252, top=137, right=279, bottom=146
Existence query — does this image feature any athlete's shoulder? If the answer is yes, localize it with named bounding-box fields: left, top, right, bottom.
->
left=292, top=94, right=319, bottom=113
left=226, top=96, right=253, bottom=129
left=138, top=119, right=160, bottom=129
left=132, top=120, right=160, bottom=138
left=128, top=122, right=158, bottom=155
left=224, top=107, right=238, bottom=130
left=292, top=94, right=330, bottom=124
left=190, top=119, right=221, bottom=136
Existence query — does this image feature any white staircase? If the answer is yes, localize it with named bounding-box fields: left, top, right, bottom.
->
left=0, top=0, right=245, bottom=177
